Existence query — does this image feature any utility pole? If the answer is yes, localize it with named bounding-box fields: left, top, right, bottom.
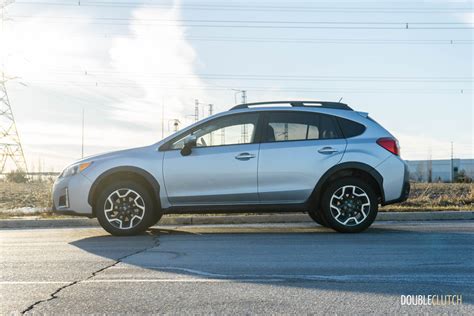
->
left=241, top=90, right=247, bottom=104
left=241, top=90, right=247, bottom=143
left=207, top=104, right=214, bottom=145
left=194, top=99, right=199, bottom=122
left=427, top=148, right=432, bottom=183
left=161, top=98, right=165, bottom=139
left=81, top=107, right=85, bottom=158
left=192, top=100, right=214, bottom=122
left=208, top=104, right=213, bottom=116
left=451, top=141, right=454, bottom=182
left=188, top=99, right=210, bottom=124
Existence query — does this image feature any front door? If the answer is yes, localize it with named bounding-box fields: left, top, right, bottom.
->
left=162, top=113, right=260, bottom=206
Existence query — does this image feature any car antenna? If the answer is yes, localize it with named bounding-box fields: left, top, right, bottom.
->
left=338, top=97, right=343, bottom=102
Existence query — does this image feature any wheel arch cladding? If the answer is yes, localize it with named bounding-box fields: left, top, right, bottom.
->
left=88, top=166, right=161, bottom=215
left=309, top=162, right=385, bottom=206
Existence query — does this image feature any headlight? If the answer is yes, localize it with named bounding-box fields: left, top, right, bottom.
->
left=60, top=162, right=93, bottom=178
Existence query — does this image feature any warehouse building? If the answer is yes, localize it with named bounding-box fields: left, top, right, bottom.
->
left=406, top=159, right=473, bottom=182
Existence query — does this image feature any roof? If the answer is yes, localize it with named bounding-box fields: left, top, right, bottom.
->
left=229, top=100, right=353, bottom=111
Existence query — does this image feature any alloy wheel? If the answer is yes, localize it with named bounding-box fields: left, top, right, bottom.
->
left=329, top=185, right=370, bottom=226
left=103, top=188, right=146, bottom=230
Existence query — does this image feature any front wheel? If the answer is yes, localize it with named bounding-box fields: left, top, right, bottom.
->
left=96, top=181, right=156, bottom=236
left=321, top=177, right=378, bottom=233
left=308, top=210, right=329, bottom=227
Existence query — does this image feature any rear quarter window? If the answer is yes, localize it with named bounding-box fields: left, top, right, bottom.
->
left=337, top=117, right=366, bottom=138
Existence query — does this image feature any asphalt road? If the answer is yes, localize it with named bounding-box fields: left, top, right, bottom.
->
left=1, top=221, right=473, bottom=315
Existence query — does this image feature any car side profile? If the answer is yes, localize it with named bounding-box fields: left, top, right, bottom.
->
left=52, top=101, right=410, bottom=236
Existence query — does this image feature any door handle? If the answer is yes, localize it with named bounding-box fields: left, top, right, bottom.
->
left=235, top=153, right=256, bottom=160
left=318, top=147, right=338, bottom=154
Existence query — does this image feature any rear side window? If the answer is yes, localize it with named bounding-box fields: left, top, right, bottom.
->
left=264, top=112, right=342, bottom=142
left=337, top=117, right=366, bottom=138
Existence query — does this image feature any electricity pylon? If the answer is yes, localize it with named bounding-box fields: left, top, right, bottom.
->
left=0, top=1, right=27, bottom=173
left=0, top=76, right=28, bottom=173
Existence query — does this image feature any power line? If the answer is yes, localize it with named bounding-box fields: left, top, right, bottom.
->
left=12, top=1, right=474, bottom=14
left=181, top=37, right=474, bottom=45
left=9, top=16, right=473, bottom=25
left=34, top=71, right=474, bottom=83
left=16, top=80, right=472, bottom=94
left=48, top=33, right=474, bottom=45
left=8, top=16, right=474, bottom=29
left=10, top=23, right=473, bottom=30
left=35, top=30, right=474, bottom=44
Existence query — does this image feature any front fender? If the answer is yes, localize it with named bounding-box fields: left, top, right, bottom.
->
left=87, top=166, right=161, bottom=207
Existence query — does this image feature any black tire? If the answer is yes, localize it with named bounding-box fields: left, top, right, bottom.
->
left=308, top=210, right=329, bottom=227
left=96, top=181, right=156, bottom=236
left=150, top=212, right=163, bottom=227
left=321, top=177, right=378, bottom=233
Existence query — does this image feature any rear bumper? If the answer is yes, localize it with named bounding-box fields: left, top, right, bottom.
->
left=384, top=179, right=410, bottom=205
left=382, top=163, right=410, bottom=205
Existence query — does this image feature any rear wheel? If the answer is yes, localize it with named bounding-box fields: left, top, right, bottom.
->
left=96, top=181, right=156, bottom=236
left=151, top=212, right=163, bottom=228
left=321, top=177, right=378, bottom=233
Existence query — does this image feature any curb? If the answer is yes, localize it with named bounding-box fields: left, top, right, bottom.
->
left=0, top=211, right=473, bottom=229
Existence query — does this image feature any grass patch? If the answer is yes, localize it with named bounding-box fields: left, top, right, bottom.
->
left=0, top=181, right=472, bottom=217
left=380, top=183, right=473, bottom=212
left=0, top=182, right=52, bottom=210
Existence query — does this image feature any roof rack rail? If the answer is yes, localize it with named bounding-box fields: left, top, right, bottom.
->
left=229, top=100, right=352, bottom=111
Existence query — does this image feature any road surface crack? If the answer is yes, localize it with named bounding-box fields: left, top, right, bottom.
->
left=21, top=235, right=160, bottom=314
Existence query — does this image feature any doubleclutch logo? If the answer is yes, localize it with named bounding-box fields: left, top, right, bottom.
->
left=401, top=295, right=463, bottom=306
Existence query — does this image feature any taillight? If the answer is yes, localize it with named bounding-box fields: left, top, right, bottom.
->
left=377, top=137, right=400, bottom=156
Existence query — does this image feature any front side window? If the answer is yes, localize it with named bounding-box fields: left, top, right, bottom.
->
left=264, top=112, right=341, bottom=142
left=170, top=113, right=259, bottom=149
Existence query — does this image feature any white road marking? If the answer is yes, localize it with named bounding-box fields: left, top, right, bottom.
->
left=0, top=279, right=284, bottom=285
left=1, top=281, right=71, bottom=285
left=85, top=279, right=284, bottom=283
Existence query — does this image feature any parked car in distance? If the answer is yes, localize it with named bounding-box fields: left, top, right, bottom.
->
left=53, top=101, right=410, bottom=235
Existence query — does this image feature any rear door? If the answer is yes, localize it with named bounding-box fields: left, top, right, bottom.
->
left=258, top=111, right=347, bottom=203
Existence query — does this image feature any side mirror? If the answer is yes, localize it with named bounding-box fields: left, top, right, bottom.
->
left=180, top=135, right=197, bottom=156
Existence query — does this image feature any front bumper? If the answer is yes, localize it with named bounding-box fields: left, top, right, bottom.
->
left=52, top=173, right=94, bottom=217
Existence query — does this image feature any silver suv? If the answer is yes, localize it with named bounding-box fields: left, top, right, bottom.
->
left=53, top=101, right=410, bottom=235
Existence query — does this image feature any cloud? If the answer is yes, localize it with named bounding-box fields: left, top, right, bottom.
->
left=108, top=3, right=208, bottom=127
left=0, top=9, right=104, bottom=85
left=2, top=2, right=209, bottom=170
left=458, top=12, right=474, bottom=24
left=1, top=7, right=110, bottom=170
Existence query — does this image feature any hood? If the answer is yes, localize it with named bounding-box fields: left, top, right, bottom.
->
left=69, top=145, right=155, bottom=166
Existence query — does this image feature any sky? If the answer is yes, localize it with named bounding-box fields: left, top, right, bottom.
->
left=0, top=0, right=473, bottom=172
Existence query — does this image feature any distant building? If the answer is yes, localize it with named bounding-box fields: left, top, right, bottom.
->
left=406, top=159, right=474, bottom=182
